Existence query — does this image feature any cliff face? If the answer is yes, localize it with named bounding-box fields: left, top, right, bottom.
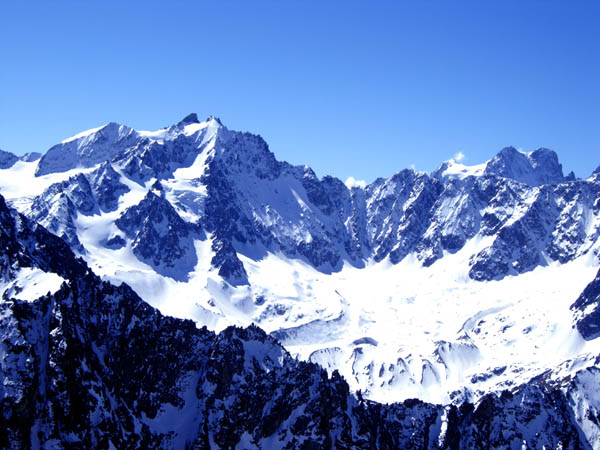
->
left=1, top=192, right=599, bottom=449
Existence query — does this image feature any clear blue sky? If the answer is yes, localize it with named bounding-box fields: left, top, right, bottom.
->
left=1, top=1, right=598, bottom=182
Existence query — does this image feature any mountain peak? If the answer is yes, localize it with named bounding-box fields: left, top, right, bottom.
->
left=177, top=113, right=200, bottom=127
left=0, top=149, right=18, bottom=169
left=36, top=122, right=135, bottom=177
left=498, top=145, right=519, bottom=156
left=484, top=146, right=566, bottom=186
left=528, top=147, right=560, bottom=168
left=206, top=115, right=223, bottom=126
left=21, top=152, right=42, bottom=162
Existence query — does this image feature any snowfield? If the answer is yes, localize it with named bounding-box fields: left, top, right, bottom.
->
left=74, top=238, right=599, bottom=405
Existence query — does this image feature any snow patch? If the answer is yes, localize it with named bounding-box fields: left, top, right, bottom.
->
left=1, top=267, right=65, bottom=301
left=441, top=160, right=486, bottom=179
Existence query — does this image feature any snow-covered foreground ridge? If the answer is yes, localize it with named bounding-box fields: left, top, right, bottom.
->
left=2, top=193, right=599, bottom=449
left=1, top=113, right=600, bottom=405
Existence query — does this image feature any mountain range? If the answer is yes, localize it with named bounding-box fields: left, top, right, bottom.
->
left=1, top=114, right=600, bottom=447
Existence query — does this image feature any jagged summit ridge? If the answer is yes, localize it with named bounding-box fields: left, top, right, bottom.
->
left=483, top=146, right=573, bottom=186
left=35, top=115, right=226, bottom=178
left=435, top=146, right=575, bottom=187
left=32, top=115, right=576, bottom=187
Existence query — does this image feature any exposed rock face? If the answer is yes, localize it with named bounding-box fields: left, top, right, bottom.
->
left=1, top=193, right=599, bottom=449
left=572, top=267, right=600, bottom=340
left=115, top=190, right=200, bottom=281
left=0, top=149, right=18, bottom=169
left=89, top=161, right=130, bottom=212
left=483, top=146, right=571, bottom=186
left=17, top=116, right=600, bottom=286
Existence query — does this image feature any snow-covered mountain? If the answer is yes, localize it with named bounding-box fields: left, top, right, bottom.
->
left=0, top=148, right=41, bottom=169
left=1, top=114, right=599, bottom=406
left=1, top=193, right=599, bottom=449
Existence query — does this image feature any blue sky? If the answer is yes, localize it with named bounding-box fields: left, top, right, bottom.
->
left=1, top=1, right=598, bottom=182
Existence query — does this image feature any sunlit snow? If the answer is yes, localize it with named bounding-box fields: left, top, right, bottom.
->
left=61, top=124, right=107, bottom=144
left=2, top=118, right=599, bottom=407
left=1, top=267, right=65, bottom=301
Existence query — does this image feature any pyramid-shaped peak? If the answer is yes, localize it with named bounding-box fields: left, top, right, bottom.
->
left=177, top=113, right=200, bottom=126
